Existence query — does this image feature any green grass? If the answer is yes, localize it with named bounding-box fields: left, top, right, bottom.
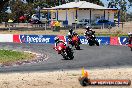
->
left=77, top=32, right=127, bottom=37
left=0, top=29, right=128, bottom=37
left=0, top=50, right=35, bottom=64
left=95, top=33, right=127, bottom=37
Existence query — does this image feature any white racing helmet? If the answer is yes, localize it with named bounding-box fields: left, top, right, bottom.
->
left=85, top=25, right=92, bottom=30
left=128, top=32, right=132, bottom=35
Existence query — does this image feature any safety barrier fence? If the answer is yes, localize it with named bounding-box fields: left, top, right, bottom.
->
left=0, top=34, right=128, bottom=45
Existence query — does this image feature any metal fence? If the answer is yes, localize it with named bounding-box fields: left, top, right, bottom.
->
left=0, top=23, right=49, bottom=30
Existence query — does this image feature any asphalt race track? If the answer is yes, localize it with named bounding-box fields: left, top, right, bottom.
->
left=0, top=43, right=132, bottom=73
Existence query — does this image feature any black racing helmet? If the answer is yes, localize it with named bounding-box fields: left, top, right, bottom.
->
left=73, top=32, right=77, bottom=36
left=54, top=37, right=59, bottom=42
left=69, top=28, right=73, bottom=33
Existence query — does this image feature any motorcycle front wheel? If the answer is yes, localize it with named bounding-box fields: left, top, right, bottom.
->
left=88, top=40, right=94, bottom=46
left=61, top=52, right=68, bottom=60
left=75, top=44, right=80, bottom=50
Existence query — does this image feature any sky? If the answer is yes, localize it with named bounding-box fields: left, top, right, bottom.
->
left=101, top=0, right=132, bottom=13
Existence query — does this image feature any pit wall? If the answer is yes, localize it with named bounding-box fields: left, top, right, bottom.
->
left=0, top=34, right=128, bottom=45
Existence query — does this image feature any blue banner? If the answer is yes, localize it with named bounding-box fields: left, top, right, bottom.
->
left=20, top=35, right=56, bottom=44
left=96, top=37, right=110, bottom=45
left=19, top=35, right=128, bottom=45
left=119, top=37, right=128, bottom=45
left=66, top=36, right=110, bottom=45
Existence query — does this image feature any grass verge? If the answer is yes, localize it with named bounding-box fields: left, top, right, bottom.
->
left=0, top=29, right=128, bottom=37
left=0, top=50, right=35, bottom=64
left=95, top=33, right=127, bottom=37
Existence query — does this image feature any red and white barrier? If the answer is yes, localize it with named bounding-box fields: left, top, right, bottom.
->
left=0, top=34, right=129, bottom=46
left=110, top=37, right=120, bottom=45
left=0, top=34, right=13, bottom=42
left=13, top=35, right=21, bottom=43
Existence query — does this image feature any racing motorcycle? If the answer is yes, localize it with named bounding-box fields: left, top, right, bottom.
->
left=53, top=42, right=74, bottom=60
left=86, top=32, right=99, bottom=46
left=71, top=35, right=81, bottom=50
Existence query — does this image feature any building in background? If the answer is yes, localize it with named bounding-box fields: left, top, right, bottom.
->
left=42, top=1, right=119, bottom=26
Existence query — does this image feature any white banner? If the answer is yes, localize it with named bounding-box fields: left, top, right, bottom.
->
left=0, top=34, right=13, bottom=42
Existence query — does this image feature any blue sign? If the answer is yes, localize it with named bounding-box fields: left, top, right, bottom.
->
left=79, top=36, right=88, bottom=44
left=66, top=36, right=110, bottom=45
left=119, top=37, right=128, bottom=45
left=96, top=37, right=110, bottom=45
left=20, top=35, right=56, bottom=44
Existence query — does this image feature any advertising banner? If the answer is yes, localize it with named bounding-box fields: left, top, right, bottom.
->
left=110, top=37, right=128, bottom=45
left=96, top=37, right=110, bottom=45
left=0, top=34, right=13, bottom=42
left=19, top=35, right=56, bottom=44
left=13, top=34, right=128, bottom=45
left=66, top=36, right=110, bottom=45
left=110, top=37, right=119, bottom=45
left=118, top=37, right=128, bottom=45
left=13, top=35, right=20, bottom=43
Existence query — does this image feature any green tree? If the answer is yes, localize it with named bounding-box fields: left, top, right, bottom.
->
left=9, top=0, right=35, bottom=22
left=106, top=0, right=130, bottom=22
left=0, top=0, right=10, bottom=12
left=26, top=0, right=104, bottom=7
left=81, top=0, right=104, bottom=6
left=26, top=0, right=34, bottom=3
left=0, top=1, right=9, bottom=22
left=128, top=0, right=132, bottom=6
left=33, top=1, right=50, bottom=8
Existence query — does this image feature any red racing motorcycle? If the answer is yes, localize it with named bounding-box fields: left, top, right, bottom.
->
left=53, top=42, right=74, bottom=60
left=71, top=35, right=81, bottom=50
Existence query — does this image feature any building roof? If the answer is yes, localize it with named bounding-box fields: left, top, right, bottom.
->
left=42, top=1, right=118, bottom=10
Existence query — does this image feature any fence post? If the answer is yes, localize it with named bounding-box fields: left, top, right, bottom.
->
left=75, top=23, right=77, bottom=30
left=8, top=23, right=11, bottom=31
left=122, top=22, right=123, bottom=30
left=45, top=23, right=47, bottom=34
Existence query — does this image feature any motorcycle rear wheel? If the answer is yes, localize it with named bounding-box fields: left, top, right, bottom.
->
left=94, top=40, right=99, bottom=46
left=67, top=47, right=74, bottom=60
left=68, top=55, right=74, bottom=60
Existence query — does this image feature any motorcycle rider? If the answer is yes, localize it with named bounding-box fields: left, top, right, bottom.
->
left=68, top=28, right=81, bottom=46
left=68, top=29, right=75, bottom=41
left=54, top=37, right=66, bottom=48
left=54, top=37, right=73, bottom=56
left=84, top=26, right=95, bottom=39
left=128, top=32, right=132, bottom=44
